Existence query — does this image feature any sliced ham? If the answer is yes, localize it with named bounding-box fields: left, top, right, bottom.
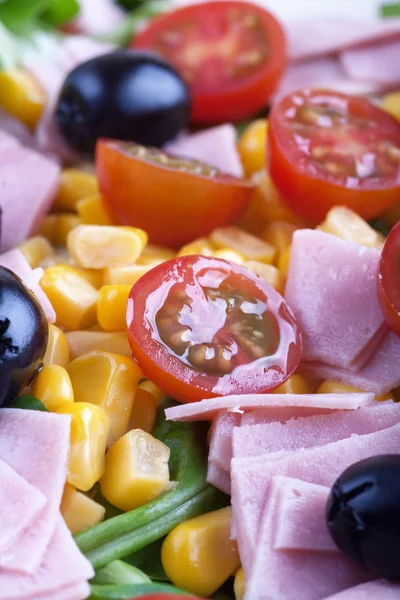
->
left=340, top=40, right=400, bottom=86
left=209, top=412, right=241, bottom=472
left=165, top=124, right=244, bottom=178
left=233, top=402, right=400, bottom=459
left=240, top=406, right=332, bottom=427
left=0, top=109, right=35, bottom=149
left=206, top=462, right=231, bottom=495
left=0, top=410, right=70, bottom=574
left=165, top=393, right=374, bottom=422
left=323, top=580, right=400, bottom=599
left=244, top=476, right=368, bottom=600
left=285, top=229, right=386, bottom=371
left=39, top=581, right=91, bottom=600
left=231, top=422, right=400, bottom=575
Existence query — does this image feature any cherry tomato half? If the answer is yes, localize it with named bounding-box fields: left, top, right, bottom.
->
left=127, top=255, right=302, bottom=403
left=377, top=221, right=400, bottom=337
left=133, top=1, right=287, bottom=124
left=96, top=139, right=254, bottom=248
left=268, top=89, right=400, bottom=224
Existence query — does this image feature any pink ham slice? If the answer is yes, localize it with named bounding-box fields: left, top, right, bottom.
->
left=165, top=393, right=374, bottom=422
left=206, top=462, right=231, bottom=495
left=244, top=476, right=369, bottom=600
left=66, top=0, right=124, bottom=35
left=323, top=580, right=400, bottom=599
left=300, top=330, right=400, bottom=396
left=209, top=412, right=241, bottom=472
left=38, top=581, right=91, bottom=600
left=165, top=124, right=244, bottom=178
left=0, top=249, right=56, bottom=322
left=0, top=518, right=94, bottom=599
left=285, top=229, right=386, bottom=371
left=0, top=410, right=70, bottom=574
left=233, top=402, right=400, bottom=459
left=340, top=41, right=400, bottom=87
left=240, top=406, right=331, bottom=426
left=231, top=422, right=400, bottom=575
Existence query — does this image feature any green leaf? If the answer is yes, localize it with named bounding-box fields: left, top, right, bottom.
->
left=0, top=0, right=54, bottom=31
left=381, top=2, right=400, bottom=17
left=92, top=561, right=151, bottom=586
left=7, top=394, right=49, bottom=412
left=90, top=582, right=193, bottom=599
left=41, top=0, right=80, bottom=27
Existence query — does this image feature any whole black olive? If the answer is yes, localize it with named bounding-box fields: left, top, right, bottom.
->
left=326, top=455, right=400, bottom=580
left=0, top=267, right=48, bottom=407
left=56, top=50, right=190, bottom=153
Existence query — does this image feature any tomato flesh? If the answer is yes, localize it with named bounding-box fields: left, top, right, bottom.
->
left=268, top=89, right=400, bottom=223
left=378, top=221, right=400, bottom=337
left=96, top=139, right=254, bottom=248
left=127, top=255, right=302, bottom=403
left=133, top=1, right=287, bottom=123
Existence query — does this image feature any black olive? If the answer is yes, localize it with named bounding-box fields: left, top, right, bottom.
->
left=326, top=454, right=400, bottom=580
left=56, top=50, right=190, bottom=154
left=0, top=267, right=48, bottom=407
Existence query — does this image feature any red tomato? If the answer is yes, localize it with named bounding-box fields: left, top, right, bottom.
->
left=267, top=89, right=400, bottom=224
left=133, top=1, right=287, bottom=123
left=96, top=139, right=254, bottom=248
left=127, top=255, right=302, bottom=403
left=377, top=221, right=400, bottom=337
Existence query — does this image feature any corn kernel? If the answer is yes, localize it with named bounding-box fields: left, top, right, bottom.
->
left=100, top=429, right=170, bottom=511
left=18, top=236, right=54, bottom=268
left=137, top=243, right=175, bottom=265
left=38, top=214, right=57, bottom=242
left=262, top=221, right=299, bottom=262
left=54, top=169, right=98, bottom=212
left=39, top=214, right=81, bottom=246
left=61, top=484, right=105, bottom=535
left=317, top=381, right=363, bottom=394
left=375, top=392, right=396, bottom=402
left=274, top=374, right=313, bottom=395
left=318, top=207, right=384, bottom=249
left=68, top=351, right=142, bottom=447
left=129, top=387, right=156, bottom=433
left=234, top=568, right=246, bottom=600
left=162, top=507, right=240, bottom=597
left=31, top=364, right=74, bottom=411
left=67, top=225, right=147, bottom=269
left=97, top=285, right=131, bottom=331
left=75, top=268, right=103, bottom=289
left=382, top=92, right=400, bottom=121
left=76, top=193, right=112, bottom=225
left=210, top=226, right=276, bottom=264
left=41, top=265, right=98, bottom=330
left=103, top=264, right=152, bottom=286
left=213, top=248, right=245, bottom=264
left=244, top=261, right=286, bottom=294
left=278, top=245, right=291, bottom=275
left=177, top=238, right=214, bottom=257
left=38, top=247, right=73, bottom=268
left=66, top=331, right=131, bottom=360
left=43, top=324, right=70, bottom=368
left=57, top=402, right=109, bottom=491
left=237, top=119, right=268, bottom=176
left=139, top=380, right=165, bottom=406
left=0, top=69, right=45, bottom=129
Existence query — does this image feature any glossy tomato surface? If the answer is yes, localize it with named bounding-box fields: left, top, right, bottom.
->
left=127, top=255, right=302, bottom=403
left=377, top=220, right=400, bottom=336
left=133, top=1, right=287, bottom=123
left=268, top=89, right=400, bottom=223
left=97, top=139, right=254, bottom=247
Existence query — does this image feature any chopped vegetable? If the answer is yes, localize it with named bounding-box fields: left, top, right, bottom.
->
left=31, top=363, right=74, bottom=411
left=377, top=220, right=400, bottom=336
left=61, top=484, right=106, bottom=535
left=7, top=393, right=48, bottom=411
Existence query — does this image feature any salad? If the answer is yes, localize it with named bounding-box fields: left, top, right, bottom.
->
left=0, top=1, right=400, bottom=599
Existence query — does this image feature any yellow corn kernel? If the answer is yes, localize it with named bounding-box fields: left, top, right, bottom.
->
left=129, top=387, right=156, bottom=433
left=54, top=169, right=98, bottom=213
left=43, top=324, right=70, bottom=368
left=382, top=91, right=400, bottom=121
left=234, top=567, right=246, bottom=600
left=66, top=331, right=131, bottom=360
left=244, top=261, right=286, bottom=295
left=278, top=245, right=291, bottom=275
left=18, top=236, right=54, bottom=268
left=318, top=207, right=384, bottom=249
left=38, top=215, right=57, bottom=242
left=0, top=69, right=45, bottom=129
left=57, top=402, right=109, bottom=491
left=274, top=374, right=313, bottom=395
left=38, top=247, right=73, bottom=269
left=238, top=119, right=268, bottom=176
left=97, top=285, right=131, bottom=331
left=137, top=243, right=175, bottom=265
left=67, top=225, right=147, bottom=269
left=76, top=193, right=112, bottom=225
left=162, top=507, right=240, bottom=597
left=103, top=264, right=152, bottom=286
left=75, top=268, right=103, bottom=289
left=375, top=392, right=396, bottom=402
left=177, top=238, right=214, bottom=257
left=31, top=364, right=74, bottom=412
left=317, top=381, right=364, bottom=394
left=39, top=214, right=81, bottom=246
left=210, top=226, right=276, bottom=264
left=68, top=351, right=142, bottom=447
left=262, top=221, right=299, bottom=262
left=139, top=380, right=165, bottom=406
left=213, top=248, right=245, bottom=264
left=100, top=429, right=170, bottom=511
left=61, top=484, right=105, bottom=535
left=41, top=265, right=98, bottom=330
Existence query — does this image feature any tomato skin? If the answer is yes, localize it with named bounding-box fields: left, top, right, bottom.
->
left=133, top=1, right=287, bottom=124
left=127, top=255, right=302, bottom=403
left=268, top=89, right=400, bottom=224
left=96, top=139, right=254, bottom=248
left=377, top=221, right=400, bottom=337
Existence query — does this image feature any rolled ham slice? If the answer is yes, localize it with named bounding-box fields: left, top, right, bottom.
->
left=285, top=230, right=386, bottom=371
left=240, top=406, right=332, bottom=426
left=340, top=40, right=400, bottom=87
left=209, top=412, right=241, bottom=472
left=206, top=462, right=231, bottom=495
left=165, top=393, right=374, bottom=422
left=323, top=580, right=400, bottom=599
left=39, top=581, right=91, bottom=600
